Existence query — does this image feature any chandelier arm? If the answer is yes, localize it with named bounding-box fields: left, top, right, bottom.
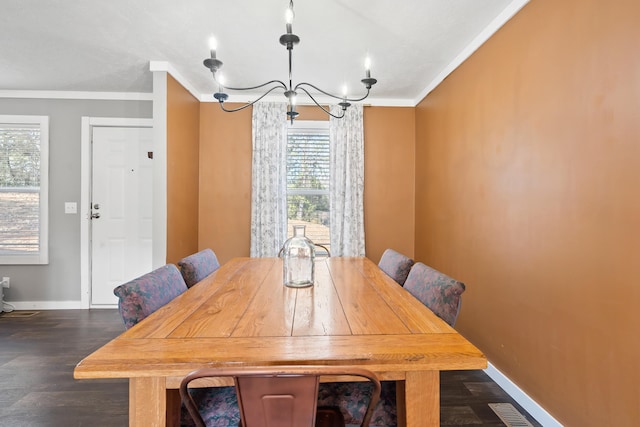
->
left=297, top=87, right=346, bottom=119
left=343, top=89, right=371, bottom=103
left=218, top=79, right=288, bottom=92
left=294, top=82, right=344, bottom=101
left=294, top=83, right=371, bottom=103
left=217, top=85, right=286, bottom=112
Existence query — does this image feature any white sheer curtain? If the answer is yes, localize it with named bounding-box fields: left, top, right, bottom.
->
left=250, top=102, right=288, bottom=257
left=329, top=104, right=365, bottom=256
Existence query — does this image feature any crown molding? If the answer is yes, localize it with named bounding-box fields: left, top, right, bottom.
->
left=413, top=0, right=530, bottom=106
left=0, top=90, right=152, bottom=101
left=149, top=61, right=201, bottom=101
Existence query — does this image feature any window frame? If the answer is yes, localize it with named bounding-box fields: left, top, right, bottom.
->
left=0, top=115, right=49, bottom=265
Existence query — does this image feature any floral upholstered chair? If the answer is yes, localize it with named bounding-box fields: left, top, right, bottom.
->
left=377, top=248, right=414, bottom=286
left=180, top=387, right=240, bottom=427
left=177, top=248, right=221, bottom=288
left=403, top=262, right=466, bottom=327
left=112, top=263, right=239, bottom=426
left=317, top=380, right=397, bottom=426
left=113, top=264, right=188, bottom=329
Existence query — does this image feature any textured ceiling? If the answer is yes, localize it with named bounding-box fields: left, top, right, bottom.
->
left=0, top=0, right=526, bottom=105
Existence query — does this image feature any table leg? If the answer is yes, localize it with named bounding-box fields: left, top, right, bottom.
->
left=405, top=370, right=439, bottom=427
left=129, top=377, right=166, bottom=427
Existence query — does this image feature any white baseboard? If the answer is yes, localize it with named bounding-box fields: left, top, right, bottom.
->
left=484, top=362, right=563, bottom=427
left=3, top=301, right=119, bottom=311
left=5, top=301, right=84, bottom=310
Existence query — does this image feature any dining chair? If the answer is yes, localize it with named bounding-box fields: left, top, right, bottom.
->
left=113, top=263, right=239, bottom=426
left=112, top=264, right=188, bottom=329
left=277, top=244, right=331, bottom=258
left=177, top=248, right=221, bottom=288
left=180, top=366, right=381, bottom=427
left=377, top=248, right=414, bottom=286
left=403, top=262, right=466, bottom=327
left=314, top=243, right=331, bottom=258
left=317, top=380, right=397, bottom=427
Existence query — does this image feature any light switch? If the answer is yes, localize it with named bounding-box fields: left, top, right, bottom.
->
left=65, top=202, right=77, bottom=214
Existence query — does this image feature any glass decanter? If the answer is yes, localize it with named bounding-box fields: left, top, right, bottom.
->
left=282, top=225, right=315, bottom=288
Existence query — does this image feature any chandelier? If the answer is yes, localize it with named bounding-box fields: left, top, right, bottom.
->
left=203, top=0, right=377, bottom=123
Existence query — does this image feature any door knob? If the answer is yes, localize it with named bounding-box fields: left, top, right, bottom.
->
left=91, top=212, right=101, bottom=219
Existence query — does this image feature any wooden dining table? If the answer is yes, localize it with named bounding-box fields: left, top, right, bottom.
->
left=74, top=256, right=486, bottom=426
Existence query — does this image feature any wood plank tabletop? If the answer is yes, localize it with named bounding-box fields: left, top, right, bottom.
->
left=75, top=257, right=486, bottom=380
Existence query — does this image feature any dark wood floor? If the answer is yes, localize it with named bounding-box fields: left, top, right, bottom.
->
left=0, top=309, right=542, bottom=426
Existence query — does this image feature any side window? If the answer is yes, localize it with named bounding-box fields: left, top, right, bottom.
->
left=286, top=121, right=330, bottom=254
left=0, top=115, right=49, bottom=264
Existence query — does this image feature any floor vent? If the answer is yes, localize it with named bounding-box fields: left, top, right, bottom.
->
left=489, top=403, right=534, bottom=427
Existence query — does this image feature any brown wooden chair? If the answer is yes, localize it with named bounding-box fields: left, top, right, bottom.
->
left=180, top=366, right=381, bottom=427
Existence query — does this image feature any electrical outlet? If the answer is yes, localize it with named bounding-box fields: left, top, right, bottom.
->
left=1, top=277, right=9, bottom=288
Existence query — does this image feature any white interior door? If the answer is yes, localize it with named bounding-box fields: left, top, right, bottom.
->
left=90, top=126, right=153, bottom=306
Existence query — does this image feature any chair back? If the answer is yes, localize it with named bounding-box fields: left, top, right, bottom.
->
left=113, top=264, right=187, bottom=329
left=277, top=244, right=331, bottom=258
left=403, top=262, right=466, bottom=326
left=180, top=366, right=381, bottom=427
left=378, top=248, right=414, bottom=286
left=178, top=248, right=221, bottom=287
left=314, top=243, right=331, bottom=258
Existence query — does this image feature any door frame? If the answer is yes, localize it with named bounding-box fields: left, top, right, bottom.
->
left=80, top=117, right=153, bottom=309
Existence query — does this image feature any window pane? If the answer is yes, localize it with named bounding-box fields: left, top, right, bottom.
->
left=0, top=190, right=39, bottom=253
left=287, top=132, right=330, bottom=191
left=0, top=117, right=47, bottom=263
left=287, top=194, right=330, bottom=245
left=286, top=125, right=330, bottom=251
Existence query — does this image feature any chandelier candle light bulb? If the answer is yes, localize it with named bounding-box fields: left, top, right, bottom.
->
left=285, top=7, right=294, bottom=34
left=217, top=74, right=225, bottom=93
left=209, top=37, right=217, bottom=59
left=203, top=0, right=377, bottom=122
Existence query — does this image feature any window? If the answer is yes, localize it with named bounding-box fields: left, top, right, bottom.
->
left=286, top=121, right=330, bottom=253
left=0, top=115, right=49, bottom=264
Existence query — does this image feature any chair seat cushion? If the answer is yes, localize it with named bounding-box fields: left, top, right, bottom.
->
left=317, top=381, right=397, bottom=427
left=180, top=386, right=239, bottom=426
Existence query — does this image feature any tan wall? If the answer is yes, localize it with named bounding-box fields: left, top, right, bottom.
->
left=414, top=0, right=640, bottom=425
left=166, top=75, right=200, bottom=264
left=364, top=107, right=415, bottom=262
left=198, top=103, right=253, bottom=264
left=198, top=104, right=415, bottom=265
